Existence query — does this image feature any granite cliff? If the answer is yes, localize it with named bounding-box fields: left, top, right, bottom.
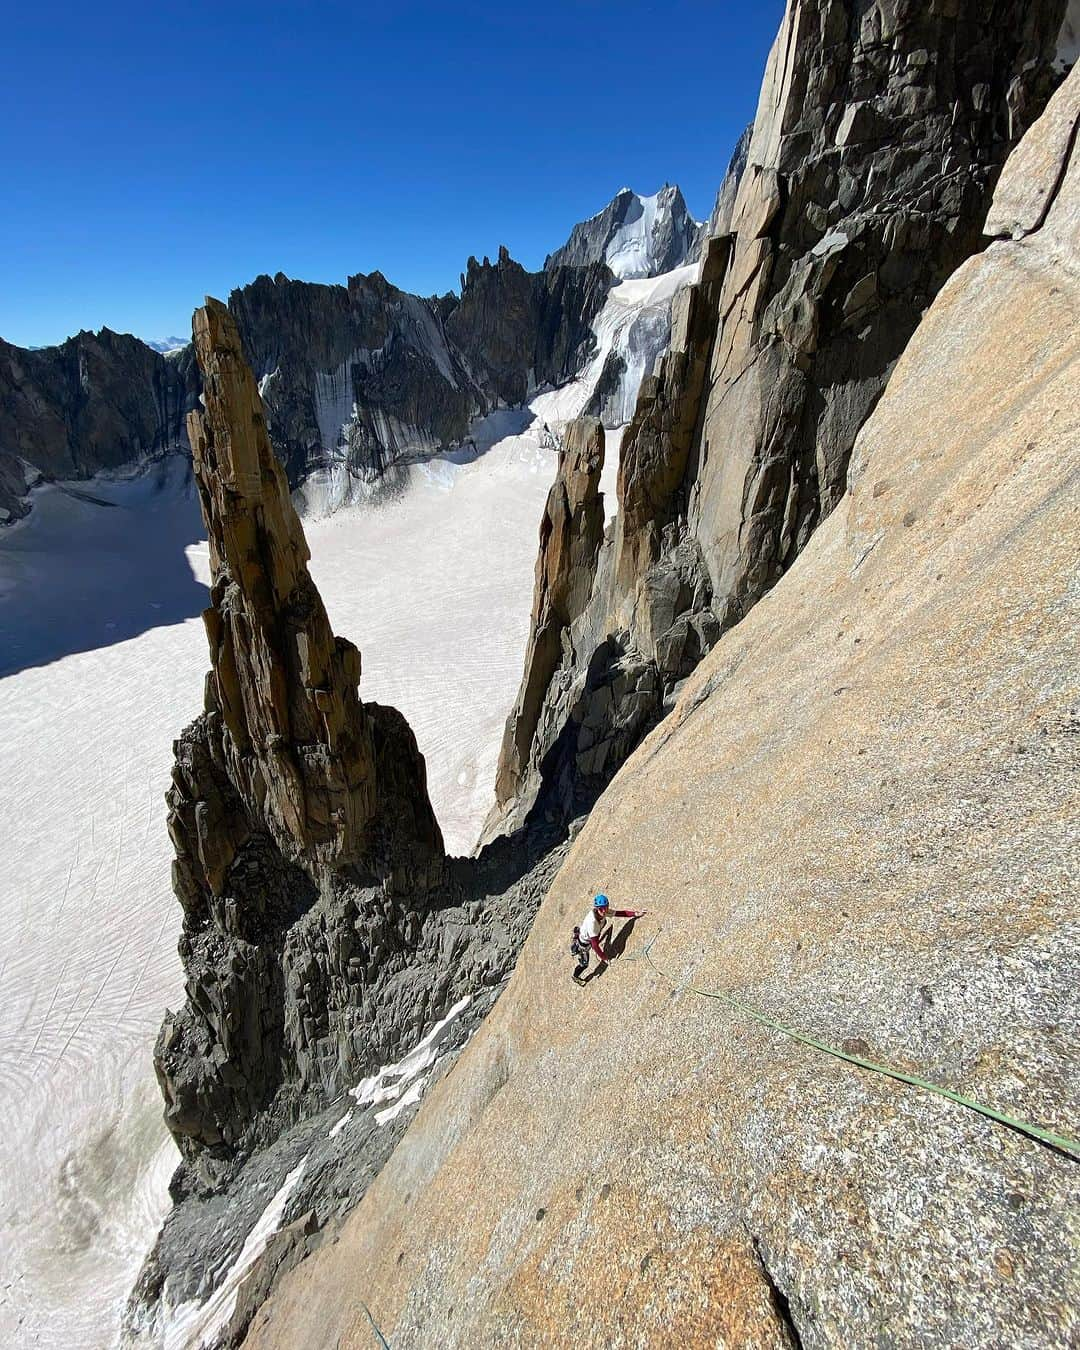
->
left=238, top=54, right=1080, bottom=1348
left=0, top=330, right=199, bottom=524
left=229, top=254, right=613, bottom=513
left=127, top=2, right=1078, bottom=1344
left=486, top=0, right=1076, bottom=841
left=444, top=247, right=612, bottom=408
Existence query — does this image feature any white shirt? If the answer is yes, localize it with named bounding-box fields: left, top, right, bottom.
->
left=579, top=909, right=608, bottom=943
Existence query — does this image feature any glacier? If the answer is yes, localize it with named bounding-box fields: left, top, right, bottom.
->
left=0, top=413, right=557, bottom=1347
left=531, top=264, right=696, bottom=431
left=0, top=239, right=705, bottom=1346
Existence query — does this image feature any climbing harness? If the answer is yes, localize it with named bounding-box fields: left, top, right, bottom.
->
left=629, top=929, right=1080, bottom=1162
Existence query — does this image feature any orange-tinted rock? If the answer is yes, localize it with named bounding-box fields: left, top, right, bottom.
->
left=180, top=297, right=379, bottom=882
left=494, top=416, right=606, bottom=810
left=239, top=68, right=1080, bottom=1346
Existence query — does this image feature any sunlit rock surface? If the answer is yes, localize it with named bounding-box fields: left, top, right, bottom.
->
left=241, top=66, right=1080, bottom=1346
left=489, top=0, right=1074, bottom=845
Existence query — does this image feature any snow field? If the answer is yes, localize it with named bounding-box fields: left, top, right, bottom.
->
left=0, top=465, right=210, bottom=1349
left=0, top=415, right=557, bottom=1346
left=0, top=254, right=684, bottom=1344
left=306, top=410, right=556, bottom=852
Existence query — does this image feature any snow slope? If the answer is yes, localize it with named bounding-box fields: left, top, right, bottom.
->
left=0, top=412, right=558, bottom=1347
left=531, top=264, right=696, bottom=432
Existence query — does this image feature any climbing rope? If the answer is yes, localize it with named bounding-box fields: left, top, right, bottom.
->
left=360, top=1298, right=391, bottom=1349
left=630, top=929, right=1079, bottom=1162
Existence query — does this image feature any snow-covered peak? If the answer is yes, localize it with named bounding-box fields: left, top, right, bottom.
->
left=545, top=184, right=705, bottom=280
left=143, top=335, right=189, bottom=354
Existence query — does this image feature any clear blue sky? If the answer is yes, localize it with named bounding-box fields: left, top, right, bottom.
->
left=1, top=2, right=784, bottom=348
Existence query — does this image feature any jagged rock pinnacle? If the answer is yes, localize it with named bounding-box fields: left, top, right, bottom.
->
left=180, top=297, right=379, bottom=883
left=155, top=299, right=445, bottom=1174
left=494, top=416, right=606, bottom=811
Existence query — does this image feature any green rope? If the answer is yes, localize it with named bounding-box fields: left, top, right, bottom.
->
left=360, top=1298, right=391, bottom=1349
left=632, top=929, right=1079, bottom=1162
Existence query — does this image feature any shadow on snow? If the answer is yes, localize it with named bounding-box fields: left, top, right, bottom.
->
left=0, top=456, right=210, bottom=678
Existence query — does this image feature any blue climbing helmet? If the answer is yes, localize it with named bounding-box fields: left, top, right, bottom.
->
left=593, top=893, right=610, bottom=910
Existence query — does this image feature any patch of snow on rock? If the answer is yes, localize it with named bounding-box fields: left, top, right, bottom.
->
left=351, top=995, right=471, bottom=1123
left=162, top=1160, right=308, bottom=1350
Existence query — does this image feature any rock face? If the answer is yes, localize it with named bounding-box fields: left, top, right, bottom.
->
left=1, top=249, right=616, bottom=524
left=136, top=300, right=573, bottom=1335
left=226, top=270, right=483, bottom=511
left=707, top=123, right=753, bottom=239
left=493, top=417, right=607, bottom=812
left=443, top=247, right=613, bottom=408
left=545, top=185, right=705, bottom=279
left=487, top=0, right=1074, bottom=842
left=227, top=257, right=614, bottom=513
left=0, top=330, right=199, bottom=522
left=238, top=63, right=1080, bottom=1347
left=686, top=0, right=1068, bottom=616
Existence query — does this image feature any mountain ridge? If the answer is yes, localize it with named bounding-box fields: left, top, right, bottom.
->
left=545, top=184, right=706, bottom=279
left=0, top=183, right=708, bottom=528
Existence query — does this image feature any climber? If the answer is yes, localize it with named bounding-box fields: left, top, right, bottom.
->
left=571, top=893, right=646, bottom=985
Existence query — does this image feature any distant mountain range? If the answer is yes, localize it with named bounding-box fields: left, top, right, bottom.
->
left=0, top=184, right=716, bottom=525
left=142, top=336, right=190, bottom=354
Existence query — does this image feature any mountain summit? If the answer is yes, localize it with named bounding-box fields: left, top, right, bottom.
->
left=545, top=184, right=704, bottom=279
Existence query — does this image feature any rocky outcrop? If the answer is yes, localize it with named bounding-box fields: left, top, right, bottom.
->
left=545, top=185, right=705, bottom=278
left=172, top=298, right=443, bottom=895
left=135, top=299, right=573, bottom=1336
left=0, top=330, right=199, bottom=522
left=157, top=298, right=446, bottom=1181
left=488, top=0, right=1074, bottom=842
left=493, top=417, right=607, bottom=812
left=443, top=247, right=613, bottom=408
left=238, top=64, right=1080, bottom=1346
